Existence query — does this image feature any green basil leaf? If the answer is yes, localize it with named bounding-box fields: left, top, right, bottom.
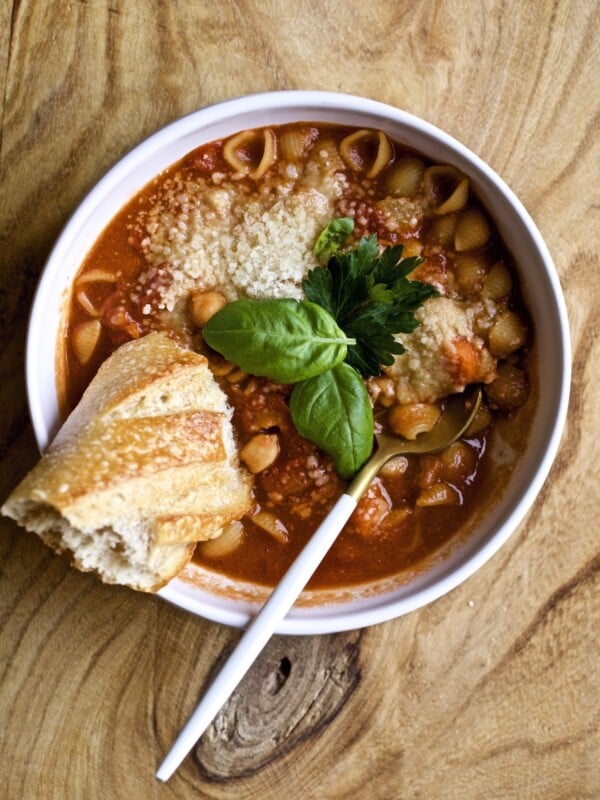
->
left=313, top=217, right=354, bottom=263
left=203, top=298, right=353, bottom=384
left=290, top=363, right=374, bottom=479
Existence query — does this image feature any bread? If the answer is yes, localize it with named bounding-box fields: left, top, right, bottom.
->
left=1, top=332, right=253, bottom=591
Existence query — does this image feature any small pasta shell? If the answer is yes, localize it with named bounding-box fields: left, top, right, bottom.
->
left=199, top=520, right=244, bottom=558
left=278, top=126, right=319, bottom=161
left=72, top=319, right=101, bottom=365
left=339, top=129, right=392, bottom=178
left=455, top=254, right=487, bottom=294
left=454, top=208, right=491, bottom=251
left=387, top=403, right=441, bottom=440
left=424, top=166, right=469, bottom=215
left=428, top=213, right=458, bottom=247
left=384, top=157, right=425, bottom=197
left=483, top=262, right=512, bottom=300
left=76, top=289, right=100, bottom=317
left=252, top=511, right=288, bottom=543
left=75, top=268, right=118, bottom=284
left=222, top=128, right=277, bottom=179
left=416, top=482, right=458, bottom=507
left=488, top=310, right=527, bottom=356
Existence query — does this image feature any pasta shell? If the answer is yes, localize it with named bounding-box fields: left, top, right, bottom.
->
left=252, top=511, right=288, bottom=543
left=198, top=520, right=244, bottom=558
left=278, top=126, right=319, bottom=161
left=454, top=208, right=491, bottom=251
left=72, top=319, right=101, bottom=365
left=339, top=129, right=392, bottom=178
left=387, top=403, right=441, bottom=440
left=424, top=165, right=469, bottom=215
left=483, top=262, right=512, bottom=300
left=75, top=289, right=100, bottom=317
left=75, top=268, right=118, bottom=284
left=222, top=128, right=277, bottom=179
left=384, top=157, right=425, bottom=197
left=428, top=213, right=458, bottom=247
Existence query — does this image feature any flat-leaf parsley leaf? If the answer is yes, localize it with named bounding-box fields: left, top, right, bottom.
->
left=304, top=220, right=438, bottom=377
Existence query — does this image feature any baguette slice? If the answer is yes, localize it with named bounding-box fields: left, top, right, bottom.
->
left=2, top=332, right=252, bottom=591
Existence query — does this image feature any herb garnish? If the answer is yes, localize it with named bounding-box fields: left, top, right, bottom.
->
left=203, top=219, right=437, bottom=478
left=304, top=218, right=438, bottom=376
left=289, top=363, right=373, bottom=479
left=202, top=298, right=353, bottom=384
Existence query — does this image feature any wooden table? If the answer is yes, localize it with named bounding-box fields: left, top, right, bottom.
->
left=1, top=2, right=598, bottom=797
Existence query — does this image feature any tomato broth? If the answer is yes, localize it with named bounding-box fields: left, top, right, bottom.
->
left=60, top=123, right=534, bottom=590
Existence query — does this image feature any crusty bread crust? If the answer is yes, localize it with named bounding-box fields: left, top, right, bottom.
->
left=1, top=332, right=252, bottom=591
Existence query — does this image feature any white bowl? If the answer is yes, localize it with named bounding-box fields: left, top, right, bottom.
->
left=27, top=91, right=571, bottom=634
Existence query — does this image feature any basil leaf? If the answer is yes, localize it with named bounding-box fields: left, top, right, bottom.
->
left=313, top=217, right=354, bottom=263
left=290, top=363, right=374, bottom=479
left=203, top=298, right=353, bottom=384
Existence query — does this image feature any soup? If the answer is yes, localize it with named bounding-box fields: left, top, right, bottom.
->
left=59, top=123, right=534, bottom=590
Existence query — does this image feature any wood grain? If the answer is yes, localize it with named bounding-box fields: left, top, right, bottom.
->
left=1, top=1, right=599, bottom=798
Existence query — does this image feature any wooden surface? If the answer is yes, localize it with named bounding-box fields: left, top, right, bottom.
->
left=1, top=1, right=598, bottom=797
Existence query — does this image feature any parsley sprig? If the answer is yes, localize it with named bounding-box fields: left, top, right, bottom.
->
left=304, top=219, right=439, bottom=377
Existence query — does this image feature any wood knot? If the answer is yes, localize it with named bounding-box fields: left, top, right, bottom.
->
left=265, top=656, right=292, bottom=696
left=193, top=630, right=362, bottom=779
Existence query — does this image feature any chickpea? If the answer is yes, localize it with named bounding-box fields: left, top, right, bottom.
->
left=485, top=362, right=529, bottom=410
left=188, top=290, right=226, bottom=327
left=439, top=441, right=474, bottom=482
left=464, top=402, right=492, bottom=436
left=240, top=433, right=280, bottom=474
left=380, top=455, right=409, bottom=478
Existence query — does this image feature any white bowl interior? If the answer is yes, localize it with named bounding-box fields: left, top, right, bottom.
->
left=27, top=91, right=571, bottom=634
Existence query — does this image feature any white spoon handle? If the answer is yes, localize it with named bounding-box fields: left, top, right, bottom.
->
left=156, top=492, right=357, bottom=782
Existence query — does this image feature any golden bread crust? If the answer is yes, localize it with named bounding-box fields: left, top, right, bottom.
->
left=2, top=332, right=252, bottom=592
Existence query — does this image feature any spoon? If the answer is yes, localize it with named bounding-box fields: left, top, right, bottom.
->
left=156, top=387, right=482, bottom=781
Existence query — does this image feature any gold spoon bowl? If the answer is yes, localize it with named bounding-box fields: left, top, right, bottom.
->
left=349, top=387, right=482, bottom=501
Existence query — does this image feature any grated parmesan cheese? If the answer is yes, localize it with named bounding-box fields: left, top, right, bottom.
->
left=138, top=150, right=345, bottom=311
left=384, top=297, right=497, bottom=403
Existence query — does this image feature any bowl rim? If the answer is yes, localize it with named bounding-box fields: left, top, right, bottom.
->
left=26, top=90, right=571, bottom=634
